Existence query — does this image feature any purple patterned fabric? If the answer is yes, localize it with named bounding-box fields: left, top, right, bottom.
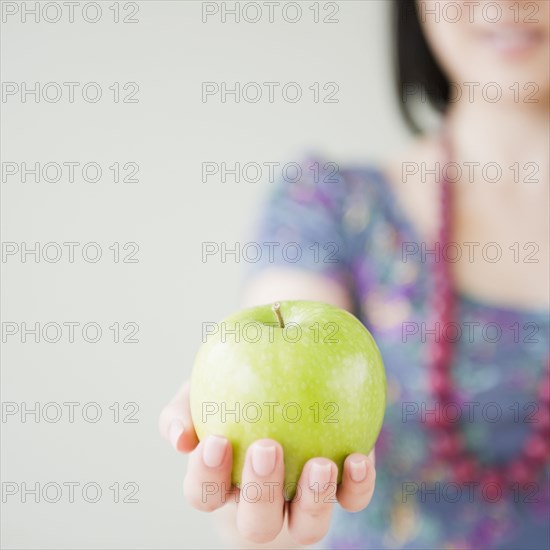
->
left=249, top=159, right=550, bottom=549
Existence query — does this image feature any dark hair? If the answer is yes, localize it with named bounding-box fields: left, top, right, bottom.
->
left=394, top=0, right=450, bottom=133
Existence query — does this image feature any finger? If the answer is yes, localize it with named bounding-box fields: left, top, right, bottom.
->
left=184, top=435, right=233, bottom=512
left=236, top=439, right=286, bottom=543
left=159, top=381, right=199, bottom=452
left=288, top=458, right=338, bottom=546
left=337, top=452, right=376, bottom=512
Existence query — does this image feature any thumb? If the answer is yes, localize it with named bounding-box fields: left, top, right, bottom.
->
left=159, top=381, right=199, bottom=453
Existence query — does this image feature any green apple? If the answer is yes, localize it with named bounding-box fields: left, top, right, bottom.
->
left=190, top=300, right=386, bottom=499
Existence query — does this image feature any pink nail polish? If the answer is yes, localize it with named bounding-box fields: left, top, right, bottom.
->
left=349, top=459, right=367, bottom=483
left=203, top=436, right=228, bottom=468
left=308, top=461, right=332, bottom=490
left=251, top=444, right=276, bottom=477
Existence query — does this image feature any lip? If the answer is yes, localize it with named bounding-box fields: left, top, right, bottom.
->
left=478, top=26, right=545, bottom=56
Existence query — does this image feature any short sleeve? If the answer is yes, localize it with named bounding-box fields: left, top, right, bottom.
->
left=247, top=157, right=356, bottom=286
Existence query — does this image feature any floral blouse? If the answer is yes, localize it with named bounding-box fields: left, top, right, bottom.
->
left=250, top=158, right=550, bottom=550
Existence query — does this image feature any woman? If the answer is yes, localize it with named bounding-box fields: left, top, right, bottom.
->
left=160, top=1, right=549, bottom=548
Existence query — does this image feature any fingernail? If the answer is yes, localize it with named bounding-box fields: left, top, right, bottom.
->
left=349, top=459, right=367, bottom=483
left=251, top=444, right=276, bottom=477
left=309, top=461, right=332, bottom=490
left=169, top=420, right=184, bottom=450
left=203, top=436, right=228, bottom=468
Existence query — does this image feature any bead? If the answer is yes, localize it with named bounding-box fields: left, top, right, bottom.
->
left=507, top=460, right=533, bottom=485
left=534, top=405, right=550, bottom=433
left=424, top=162, right=550, bottom=488
left=524, top=434, right=550, bottom=465
left=431, top=343, right=453, bottom=368
left=453, top=457, right=479, bottom=483
left=430, top=371, right=453, bottom=398
left=480, top=468, right=504, bottom=491
left=431, top=430, right=462, bottom=458
left=424, top=412, right=452, bottom=430
left=538, top=381, right=550, bottom=404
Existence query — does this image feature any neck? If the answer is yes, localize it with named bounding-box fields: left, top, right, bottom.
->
left=445, top=98, right=550, bottom=166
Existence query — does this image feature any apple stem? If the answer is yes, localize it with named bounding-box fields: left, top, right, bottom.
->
left=272, top=302, right=285, bottom=329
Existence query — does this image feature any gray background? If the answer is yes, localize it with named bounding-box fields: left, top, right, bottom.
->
left=1, top=1, right=408, bottom=548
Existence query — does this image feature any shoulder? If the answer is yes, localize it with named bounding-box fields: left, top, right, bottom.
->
left=380, top=134, right=442, bottom=241
left=299, top=154, right=421, bottom=238
left=277, top=154, right=398, bottom=217
left=260, top=143, right=440, bottom=240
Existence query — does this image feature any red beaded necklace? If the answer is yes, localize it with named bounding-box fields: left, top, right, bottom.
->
left=427, top=130, right=550, bottom=488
